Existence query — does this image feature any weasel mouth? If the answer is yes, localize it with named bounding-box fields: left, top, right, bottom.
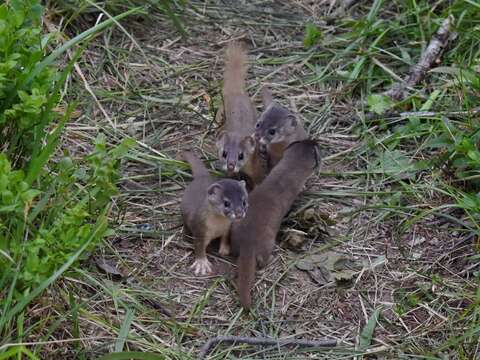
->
left=228, top=212, right=244, bottom=221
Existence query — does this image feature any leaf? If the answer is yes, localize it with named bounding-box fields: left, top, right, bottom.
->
left=0, top=215, right=108, bottom=331
left=358, top=307, right=382, bottom=351
left=25, top=117, right=67, bottom=186
left=368, top=94, right=392, bottom=115
left=332, top=269, right=357, bottom=281
left=95, top=258, right=123, bottom=279
left=303, top=23, right=322, bottom=48
left=374, top=150, right=416, bottom=180
left=310, top=252, right=361, bottom=283
left=308, top=266, right=332, bottom=285
left=296, top=259, right=315, bottom=271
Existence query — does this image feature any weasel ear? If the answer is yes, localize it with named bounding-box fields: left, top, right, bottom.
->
left=239, top=180, right=247, bottom=190
left=216, top=131, right=227, bottom=149
left=287, top=114, right=298, bottom=129
left=207, top=183, right=222, bottom=201
left=261, top=86, right=274, bottom=108
left=242, top=135, right=256, bottom=154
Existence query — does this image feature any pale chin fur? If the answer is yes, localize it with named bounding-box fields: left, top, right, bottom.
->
left=228, top=212, right=245, bottom=221
left=259, top=137, right=267, bottom=145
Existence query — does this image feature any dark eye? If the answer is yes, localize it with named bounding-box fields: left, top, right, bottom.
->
left=243, top=200, right=247, bottom=207
left=224, top=200, right=230, bottom=207
left=238, top=153, right=244, bottom=160
left=222, top=151, right=227, bottom=158
left=268, top=129, right=276, bottom=136
left=255, top=122, right=260, bottom=128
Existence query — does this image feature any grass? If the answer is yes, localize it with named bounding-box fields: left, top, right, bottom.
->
left=1, top=0, right=479, bottom=359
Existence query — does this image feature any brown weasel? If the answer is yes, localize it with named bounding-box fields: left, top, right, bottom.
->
left=255, top=86, right=308, bottom=170
left=230, top=139, right=321, bottom=309
left=181, top=151, right=249, bottom=275
left=215, top=42, right=265, bottom=186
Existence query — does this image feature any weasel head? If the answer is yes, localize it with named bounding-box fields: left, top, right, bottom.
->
left=207, top=179, right=248, bottom=221
left=254, top=103, right=298, bottom=146
left=285, top=139, right=322, bottom=169
left=216, top=131, right=256, bottom=174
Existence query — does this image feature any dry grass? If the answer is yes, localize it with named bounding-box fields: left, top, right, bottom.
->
left=27, top=0, right=480, bottom=359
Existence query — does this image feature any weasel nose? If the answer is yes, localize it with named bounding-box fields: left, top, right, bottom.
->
left=235, top=209, right=244, bottom=218
left=227, top=163, right=235, bottom=171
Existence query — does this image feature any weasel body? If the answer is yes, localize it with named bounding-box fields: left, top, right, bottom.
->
left=216, top=43, right=265, bottom=186
left=181, top=151, right=249, bottom=275
left=230, top=140, right=320, bottom=309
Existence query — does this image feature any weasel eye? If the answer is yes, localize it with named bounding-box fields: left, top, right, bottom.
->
left=255, top=122, right=260, bottom=129
left=243, top=200, right=247, bottom=207
left=222, top=151, right=227, bottom=158
left=238, top=153, right=244, bottom=160
left=224, top=200, right=231, bottom=208
left=268, top=129, right=276, bottom=136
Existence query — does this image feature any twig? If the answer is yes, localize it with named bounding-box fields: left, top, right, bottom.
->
left=385, top=16, right=454, bottom=101
left=364, top=106, right=480, bottom=122
left=198, top=335, right=337, bottom=359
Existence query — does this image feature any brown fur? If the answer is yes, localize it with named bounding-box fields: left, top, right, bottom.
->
left=215, top=42, right=266, bottom=186
left=181, top=151, right=249, bottom=275
left=255, top=87, right=308, bottom=170
left=230, top=140, right=321, bottom=309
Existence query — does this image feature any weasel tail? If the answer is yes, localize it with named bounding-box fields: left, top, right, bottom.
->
left=181, top=151, right=209, bottom=178
left=223, top=42, right=247, bottom=96
left=237, top=248, right=256, bottom=310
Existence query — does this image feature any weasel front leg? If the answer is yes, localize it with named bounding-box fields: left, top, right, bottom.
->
left=218, top=232, right=231, bottom=256
left=191, top=233, right=213, bottom=276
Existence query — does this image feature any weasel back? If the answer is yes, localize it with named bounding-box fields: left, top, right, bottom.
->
left=181, top=151, right=209, bottom=178
left=231, top=140, right=321, bottom=310
left=223, top=42, right=247, bottom=96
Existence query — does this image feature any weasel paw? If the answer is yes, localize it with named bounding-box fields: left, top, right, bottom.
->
left=190, top=258, right=212, bottom=276
left=218, top=243, right=231, bottom=256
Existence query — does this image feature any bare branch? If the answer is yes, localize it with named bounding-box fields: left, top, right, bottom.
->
left=385, top=16, right=454, bottom=101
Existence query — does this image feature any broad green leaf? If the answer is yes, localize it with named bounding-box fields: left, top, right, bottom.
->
left=368, top=94, right=392, bottom=115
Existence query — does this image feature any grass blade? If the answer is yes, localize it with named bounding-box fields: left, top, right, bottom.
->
left=114, top=309, right=135, bottom=352
left=0, top=215, right=108, bottom=333
left=21, top=7, right=142, bottom=90
left=96, top=352, right=169, bottom=360
left=359, top=307, right=381, bottom=351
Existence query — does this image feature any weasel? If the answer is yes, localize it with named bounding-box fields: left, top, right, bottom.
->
left=230, top=139, right=321, bottom=309
left=181, top=151, right=249, bottom=275
left=255, top=86, right=308, bottom=170
left=215, top=42, right=265, bottom=187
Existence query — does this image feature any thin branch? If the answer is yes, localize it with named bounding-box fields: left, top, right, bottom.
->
left=198, top=335, right=337, bottom=359
left=385, top=16, right=454, bottom=101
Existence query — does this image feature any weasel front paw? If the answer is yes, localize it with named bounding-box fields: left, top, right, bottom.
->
left=190, top=257, right=212, bottom=276
left=218, top=242, right=231, bottom=256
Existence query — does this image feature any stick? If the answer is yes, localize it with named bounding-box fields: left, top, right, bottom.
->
left=198, top=335, right=337, bottom=359
left=385, top=16, right=454, bottom=101
left=364, top=106, right=480, bottom=122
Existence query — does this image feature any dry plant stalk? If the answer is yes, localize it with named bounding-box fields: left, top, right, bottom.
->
left=198, top=335, right=337, bottom=359
left=385, top=16, right=454, bottom=101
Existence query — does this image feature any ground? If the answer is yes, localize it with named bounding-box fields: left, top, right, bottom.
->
left=39, top=1, right=479, bottom=359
